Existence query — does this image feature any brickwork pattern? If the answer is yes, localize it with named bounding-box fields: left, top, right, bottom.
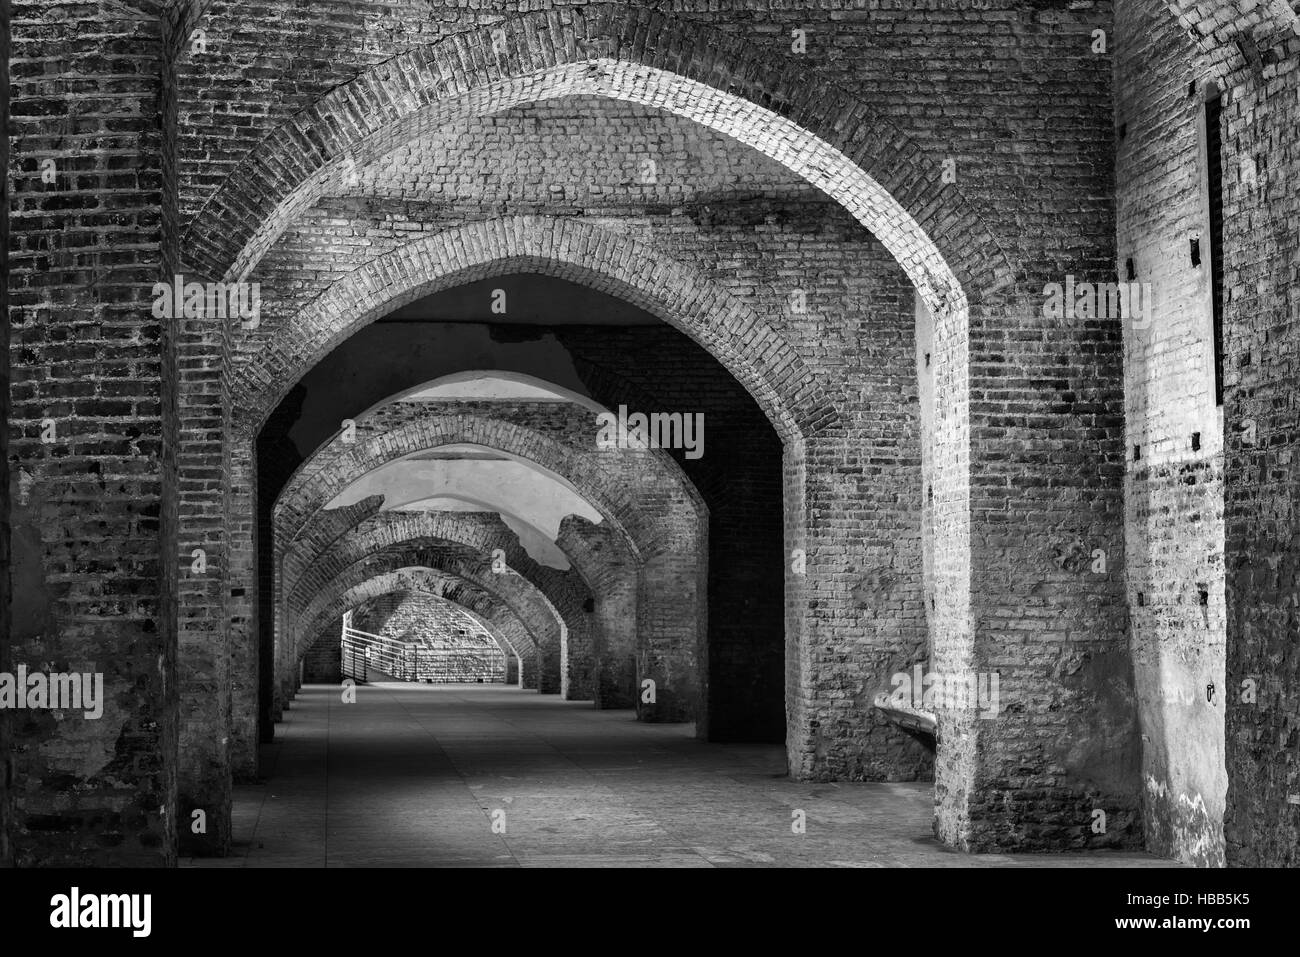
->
left=352, top=591, right=507, bottom=683
left=1116, top=0, right=1227, bottom=868
left=6, top=0, right=179, bottom=865
left=16, top=0, right=1264, bottom=861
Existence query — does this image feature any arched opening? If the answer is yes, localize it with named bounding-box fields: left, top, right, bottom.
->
left=180, top=36, right=977, bottom=849
left=171, top=6, right=1135, bottom=865
left=11, top=0, right=1220, bottom=871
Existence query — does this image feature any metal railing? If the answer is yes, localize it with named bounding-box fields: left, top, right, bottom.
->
left=340, top=621, right=509, bottom=684
left=341, top=625, right=422, bottom=683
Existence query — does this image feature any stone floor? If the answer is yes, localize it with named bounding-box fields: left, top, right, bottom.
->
left=187, top=683, right=1176, bottom=868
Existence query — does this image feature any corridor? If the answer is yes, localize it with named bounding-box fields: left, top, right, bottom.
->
left=190, top=684, right=1173, bottom=869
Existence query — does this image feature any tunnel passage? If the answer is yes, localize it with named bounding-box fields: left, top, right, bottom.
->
left=258, top=276, right=789, bottom=745
left=23, top=0, right=1283, bottom=870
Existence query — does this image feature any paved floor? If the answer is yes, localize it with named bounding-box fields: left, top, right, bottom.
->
left=188, top=683, right=1175, bottom=868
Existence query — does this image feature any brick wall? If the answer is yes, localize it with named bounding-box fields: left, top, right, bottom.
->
left=301, top=620, right=341, bottom=684
left=6, top=0, right=177, bottom=865
left=4, top=0, right=1204, bottom=859
left=1115, top=0, right=1227, bottom=867
left=1116, top=0, right=1300, bottom=867
left=352, top=591, right=507, bottom=683
left=1, top=0, right=11, bottom=867
left=1207, top=12, right=1300, bottom=869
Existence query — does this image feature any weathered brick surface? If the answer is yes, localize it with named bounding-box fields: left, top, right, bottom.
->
left=5, top=0, right=177, bottom=866
left=301, top=620, right=342, bottom=684
left=170, top=0, right=1133, bottom=847
left=1116, top=0, right=1300, bottom=866
left=1, top=0, right=10, bottom=867
left=351, top=591, right=508, bottom=682
left=28, top=0, right=1300, bottom=863
left=1116, top=0, right=1228, bottom=867
left=300, top=566, right=539, bottom=689
left=284, top=505, right=595, bottom=696
left=1196, top=13, right=1300, bottom=870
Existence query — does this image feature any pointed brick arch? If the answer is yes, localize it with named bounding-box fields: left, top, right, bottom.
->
left=272, top=407, right=707, bottom=719
left=236, top=217, right=826, bottom=444
left=190, top=2, right=996, bottom=846
left=182, top=4, right=1009, bottom=310
left=288, top=514, right=578, bottom=696
left=301, top=566, right=541, bottom=690
left=295, top=541, right=560, bottom=682
left=299, top=584, right=522, bottom=685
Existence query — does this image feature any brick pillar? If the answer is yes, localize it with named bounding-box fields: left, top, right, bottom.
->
left=173, top=128, right=234, bottom=859
left=936, top=291, right=1140, bottom=852
left=1222, top=68, right=1300, bottom=867
left=635, top=554, right=702, bottom=723
left=0, top=0, right=11, bottom=868
left=227, top=448, right=258, bottom=779
left=562, top=523, right=638, bottom=709
left=5, top=0, right=176, bottom=866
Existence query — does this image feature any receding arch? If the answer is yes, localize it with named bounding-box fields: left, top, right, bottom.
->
left=275, top=411, right=707, bottom=567
left=294, top=542, right=560, bottom=681
left=300, top=566, right=541, bottom=689
left=368, top=370, right=609, bottom=417
left=274, top=406, right=707, bottom=716
left=234, top=217, right=825, bottom=445
left=182, top=5, right=1004, bottom=314
left=286, top=511, right=593, bottom=698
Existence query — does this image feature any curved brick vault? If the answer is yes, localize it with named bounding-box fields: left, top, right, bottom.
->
left=296, top=541, right=561, bottom=680
left=301, top=566, right=543, bottom=691
left=235, top=216, right=827, bottom=444
left=170, top=0, right=1141, bottom=860
left=271, top=407, right=708, bottom=718
left=181, top=4, right=1010, bottom=312
left=299, top=585, right=523, bottom=686
left=1157, top=0, right=1299, bottom=87
left=282, top=509, right=597, bottom=701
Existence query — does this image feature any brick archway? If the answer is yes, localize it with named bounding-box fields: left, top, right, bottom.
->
left=296, top=542, right=561, bottom=679
left=207, top=227, right=966, bottom=841
left=301, top=566, right=543, bottom=690
left=287, top=514, right=581, bottom=697
left=236, top=217, right=825, bottom=445
left=182, top=5, right=1007, bottom=306
left=188, top=4, right=999, bottom=851
left=272, top=410, right=707, bottom=720
left=278, top=474, right=635, bottom=708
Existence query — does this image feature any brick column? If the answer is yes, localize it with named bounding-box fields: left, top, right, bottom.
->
left=6, top=0, right=176, bottom=866
left=0, top=0, right=11, bottom=868
left=227, top=447, right=258, bottom=778
left=936, top=290, right=1140, bottom=852
left=1221, top=64, right=1300, bottom=868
